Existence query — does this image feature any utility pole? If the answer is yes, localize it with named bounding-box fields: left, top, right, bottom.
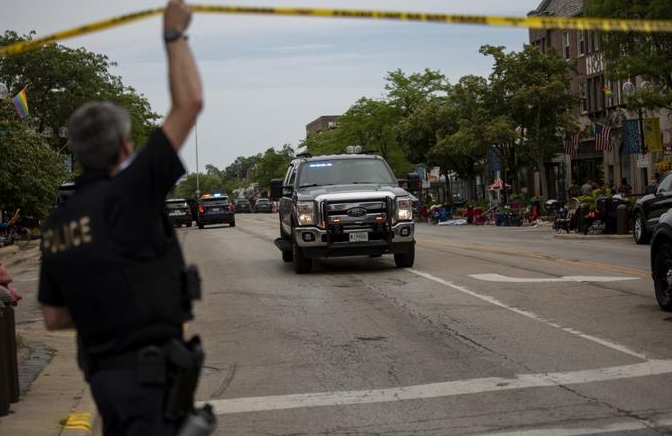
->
left=195, top=121, right=200, bottom=198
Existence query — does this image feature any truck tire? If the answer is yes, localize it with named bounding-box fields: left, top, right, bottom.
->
left=282, top=249, right=293, bottom=262
left=198, top=223, right=204, bottom=229
left=293, top=241, right=312, bottom=273
left=394, top=244, right=415, bottom=268
left=230, top=220, right=236, bottom=227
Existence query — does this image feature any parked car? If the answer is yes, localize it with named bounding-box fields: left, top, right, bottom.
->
left=632, top=172, right=672, bottom=244
left=253, top=198, right=272, bottom=213
left=650, top=208, right=672, bottom=310
left=197, top=195, right=235, bottom=228
left=235, top=198, right=252, bottom=213
left=165, top=198, right=192, bottom=227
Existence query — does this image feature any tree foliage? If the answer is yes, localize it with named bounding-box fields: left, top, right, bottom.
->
left=0, top=31, right=161, bottom=216
left=0, top=102, right=67, bottom=216
left=0, top=31, right=159, bottom=151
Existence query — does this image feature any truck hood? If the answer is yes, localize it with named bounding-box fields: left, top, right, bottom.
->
left=297, top=184, right=411, bottom=202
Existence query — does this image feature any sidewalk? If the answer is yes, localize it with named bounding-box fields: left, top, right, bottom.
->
left=0, top=243, right=100, bottom=436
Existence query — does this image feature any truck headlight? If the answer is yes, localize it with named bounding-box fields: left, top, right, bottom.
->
left=396, top=197, right=413, bottom=221
left=296, top=201, right=316, bottom=225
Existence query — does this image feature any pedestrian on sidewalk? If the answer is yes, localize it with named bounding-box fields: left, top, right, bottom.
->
left=0, top=261, right=22, bottom=305
left=37, top=1, right=203, bottom=435
left=617, top=178, right=632, bottom=196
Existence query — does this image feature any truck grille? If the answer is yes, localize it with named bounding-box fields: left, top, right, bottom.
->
left=322, top=199, right=391, bottom=242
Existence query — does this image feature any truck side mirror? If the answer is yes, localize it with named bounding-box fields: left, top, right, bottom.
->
left=269, top=179, right=283, bottom=200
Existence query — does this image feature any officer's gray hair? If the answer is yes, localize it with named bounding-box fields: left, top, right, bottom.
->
left=68, top=102, right=132, bottom=171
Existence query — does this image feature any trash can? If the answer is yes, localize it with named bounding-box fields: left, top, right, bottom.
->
left=577, top=204, right=588, bottom=234
left=0, top=287, right=19, bottom=406
left=617, top=204, right=630, bottom=235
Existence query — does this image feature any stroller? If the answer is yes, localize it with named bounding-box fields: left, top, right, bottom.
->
left=547, top=198, right=579, bottom=233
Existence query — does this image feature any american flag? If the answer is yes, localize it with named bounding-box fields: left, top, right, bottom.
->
left=595, top=124, right=613, bottom=152
left=564, top=132, right=579, bottom=158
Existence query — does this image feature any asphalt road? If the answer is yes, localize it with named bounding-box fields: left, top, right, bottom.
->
left=180, top=214, right=672, bottom=436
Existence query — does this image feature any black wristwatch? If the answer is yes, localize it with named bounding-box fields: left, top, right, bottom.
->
left=164, top=29, right=186, bottom=43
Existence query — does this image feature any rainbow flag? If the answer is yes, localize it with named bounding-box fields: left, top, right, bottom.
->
left=603, top=85, right=613, bottom=97
left=12, top=88, right=28, bottom=119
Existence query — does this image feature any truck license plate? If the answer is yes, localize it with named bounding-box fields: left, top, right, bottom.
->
left=349, top=232, right=368, bottom=243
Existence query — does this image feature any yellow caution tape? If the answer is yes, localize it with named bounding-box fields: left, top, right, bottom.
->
left=2, top=5, right=672, bottom=57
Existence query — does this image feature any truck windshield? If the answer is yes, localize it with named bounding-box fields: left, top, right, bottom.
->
left=298, top=158, right=396, bottom=187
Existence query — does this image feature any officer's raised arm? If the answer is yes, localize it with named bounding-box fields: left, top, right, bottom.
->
left=161, top=0, right=203, bottom=151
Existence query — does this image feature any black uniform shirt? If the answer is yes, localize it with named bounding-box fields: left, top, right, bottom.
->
left=39, top=128, right=188, bottom=356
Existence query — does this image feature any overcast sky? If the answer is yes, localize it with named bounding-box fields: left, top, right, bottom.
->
left=1, top=0, right=537, bottom=172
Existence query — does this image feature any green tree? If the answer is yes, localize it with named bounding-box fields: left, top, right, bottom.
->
left=586, top=0, right=672, bottom=109
left=0, top=31, right=159, bottom=151
left=173, top=173, right=226, bottom=199
left=480, top=45, right=578, bottom=197
left=255, top=145, right=294, bottom=191
left=0, top=102, right=67, bottom=217
left=385, top=68, right=450, bottom=116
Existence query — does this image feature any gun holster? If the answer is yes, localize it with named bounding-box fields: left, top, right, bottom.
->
left=164, top=335, right=205, bottom=421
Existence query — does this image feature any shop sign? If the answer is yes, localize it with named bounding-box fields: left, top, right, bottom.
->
left=636, top=154, right=649, bottom=168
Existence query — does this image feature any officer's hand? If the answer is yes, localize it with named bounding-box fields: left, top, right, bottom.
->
left=164, top=0, right=192, bottom=33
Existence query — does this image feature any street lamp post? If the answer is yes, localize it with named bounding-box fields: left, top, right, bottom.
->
left=194, top=121, right=200, bottom=199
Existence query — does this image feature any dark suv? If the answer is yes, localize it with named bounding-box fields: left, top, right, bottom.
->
left=197, top=196, right=235, bottom=228
left=632, top=172, right=672, bottom=244
left=253, top=198, right=272, bottom=213
left=650, top=209, right=672, bottom=310
left=235, top=199, right=252, bottom=213
left=165, top=198, right=192, bottom=227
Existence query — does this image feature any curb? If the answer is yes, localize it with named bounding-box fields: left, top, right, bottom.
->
left=553, top=233, right=632, bottom=240
left=59, top=388, right=100, bottom=436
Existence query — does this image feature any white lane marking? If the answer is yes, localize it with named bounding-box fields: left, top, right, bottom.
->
left=409, top=269, right=647, bottom=360
left=470, top=273, right=639, bottom=283
left=199, top=359, right=672, bottom=415
left=469, top=413, right=672, bottom=436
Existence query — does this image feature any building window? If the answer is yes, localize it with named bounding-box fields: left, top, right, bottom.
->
left=580, top=82, right=588, bottom=113
left=588, top=32, right=598, bottom=53
left=562, top=32, right=570, bottom=59
left=605, top=79, right=620, bottom=107
left=578, top=31, right=585, bottom=56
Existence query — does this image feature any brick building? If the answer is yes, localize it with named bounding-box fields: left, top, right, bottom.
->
left=529, top=0, right=672, bottom=197
left=306, top=116, right=340, bottom=136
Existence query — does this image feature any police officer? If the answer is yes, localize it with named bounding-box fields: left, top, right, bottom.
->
left=38, top=1, right=202, bottom=434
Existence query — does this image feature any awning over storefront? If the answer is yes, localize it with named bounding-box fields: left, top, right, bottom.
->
left=486, top=179, right=510, bottom=191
